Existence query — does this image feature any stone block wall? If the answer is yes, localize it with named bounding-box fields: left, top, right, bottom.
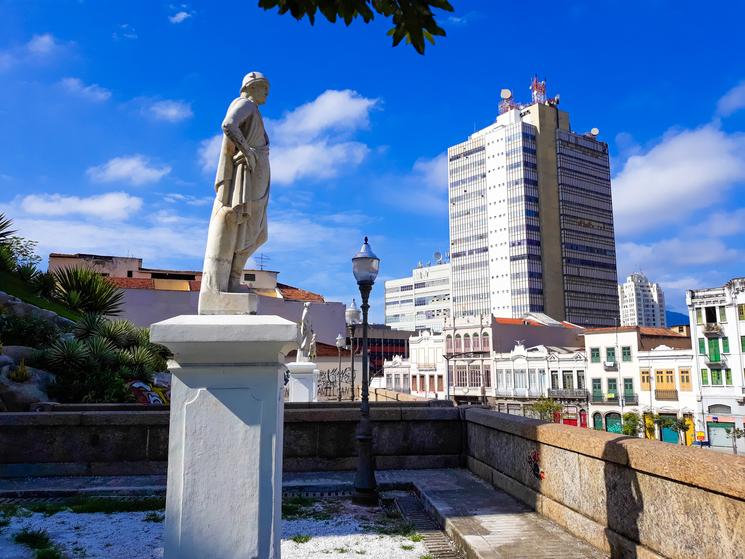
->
left=0, top=405, right=462, bottom=477
left=463, top=408, right=745, bottom=559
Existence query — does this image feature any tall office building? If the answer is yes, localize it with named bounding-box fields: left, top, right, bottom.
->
left=384, top=261, right=451, bottom=333
left=619, top=272, right=666, bottom=327
left=448, top=77, right=619, bottom=327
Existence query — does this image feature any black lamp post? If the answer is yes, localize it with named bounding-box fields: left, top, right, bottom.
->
left=335, top=333, right=345, bottom=402
left=345, top=300, right=361, bottom=401
left=352, top=237, right=379, bottom=504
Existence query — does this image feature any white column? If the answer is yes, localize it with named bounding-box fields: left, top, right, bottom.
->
left=151, top=314, right=297, bottom=559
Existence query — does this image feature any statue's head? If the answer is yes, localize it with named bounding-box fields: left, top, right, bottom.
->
left=241, top=71, right=269, bottom=105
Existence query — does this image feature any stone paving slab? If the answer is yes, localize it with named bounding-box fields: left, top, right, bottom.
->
left=2, top=469, right=607, bottom=558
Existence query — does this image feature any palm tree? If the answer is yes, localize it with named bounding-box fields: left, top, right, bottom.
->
left=0, top=213, right=16, bottom=244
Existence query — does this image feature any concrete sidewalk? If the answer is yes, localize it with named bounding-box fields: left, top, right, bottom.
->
left=2, top=469, right=607, bottom=559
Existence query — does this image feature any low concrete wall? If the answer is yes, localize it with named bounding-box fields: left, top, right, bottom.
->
left=0, top=405, right=462, bottom=477
left=368, top=388, right=432, bottom=402
left=463, top=408, right=745, bottom=559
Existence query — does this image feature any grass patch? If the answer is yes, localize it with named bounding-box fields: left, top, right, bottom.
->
left=401, top=544, right=414, bottom=550
left=14, top=527, right=52, bottom=549
left=34, top=548, right=64, bottom=559
left=334, top=547, right=350, bottom=553
left=373, top=518, right=416, bottom=537
left=143, top=511, right=165, bottom=523
left=68, top=496, right=165, bottom=514
left=290, top=534, right=312, bottom=544
left=24, top=502, right=68, bottom=517
left=0, top=270, right=80, bottom=321
left=409, top=533, right=423, bottom=542
left=282, top=495, right=316, bottom=519
left=419, top=556, right=433, bottom=559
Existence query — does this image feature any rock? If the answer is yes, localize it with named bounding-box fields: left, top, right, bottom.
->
left=58, top=332, right=76, bottom=342
left=0, top=355, right=13, bottom=368
left=2, top=345, right=36, bottom=364
left=55, top=316, right=76, bottom=329
left=30, top=307, right=57, bottom=321
left=0, top=365, right=57, bottom=411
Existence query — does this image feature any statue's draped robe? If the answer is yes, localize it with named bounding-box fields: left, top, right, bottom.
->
left=201, top=97, right=270, bottom=293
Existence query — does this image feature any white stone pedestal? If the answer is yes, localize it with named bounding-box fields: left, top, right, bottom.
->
left=150, top=314, right=297, bottom=559
left=285, top=361, right=318, bottom=402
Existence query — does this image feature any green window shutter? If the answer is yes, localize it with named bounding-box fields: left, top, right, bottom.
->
left=696, top=308, right=703, bottom=324
left=741, top=336, right=745, bottom=353
left=622, top=346, right=631, bottom=361
left=725, top=369, right=733, bottom=385
left=719, top=306, right=727, bottom=322
left=723, top=338, right=730, bottom=353
left=708, top=338, right=721, bottom=362
left=606, top=347, right=616, bottom=362
left=739, top=304, right=745, bottom=321
left=701, top=369, right=708, bottom=385
left=711, top=369, right=722, bottom=385
left=698, top=338, right=706, bottom=354
left=590, top=348, right=600, bottom=363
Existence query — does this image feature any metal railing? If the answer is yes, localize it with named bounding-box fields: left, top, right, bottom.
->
left=591, top=392, right=638, bottom=405
left=702, top=323, right=724, bottom=337
left=548, top=389, right=589, bottom=400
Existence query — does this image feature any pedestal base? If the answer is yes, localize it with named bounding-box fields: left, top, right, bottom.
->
left=151, top=314, right=297, bottom=559
left=198, top=291, right=257, bottom=315
left=286, top=361, right=318, bottom=402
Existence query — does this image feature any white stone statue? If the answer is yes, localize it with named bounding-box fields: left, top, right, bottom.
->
left=296, top=302, right=312, bottom=362
left=199, top=71, right=271, bottom=314
left=309, top=332, right=317, bottom=361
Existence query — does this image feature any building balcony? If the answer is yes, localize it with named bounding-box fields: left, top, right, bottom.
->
left=702, top=323, right=724, bottom=337
left=548, top=389, right=589, bottom=400
left=705, top=355, right=727, bottom=369
left=591, top=393, right=638, bottom=405
left=603, top=360, right=617, bottom=371
left=655, top=389, right=679, bottom=401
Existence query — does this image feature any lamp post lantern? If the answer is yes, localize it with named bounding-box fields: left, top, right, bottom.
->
left=352, top=237, right=379, bottom=504
left=335, top=333, right=345, bottom=402
left=345, top=300, right=362, bottom=401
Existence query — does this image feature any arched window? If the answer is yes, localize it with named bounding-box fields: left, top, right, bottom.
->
left=708, top=404, right=732, bottom=414
left=446, top=335, right=453, bottom=353
left=454, top=334, right=462, bottom=352
left=463, top=334, right=471, bottom=352
left=605, top=412, right=622, bottom=434
left=472, top=334, right=480, bottom=351
left=592, top=412, right=603, bottom=431
left=482, top=332, right=490, bottom=350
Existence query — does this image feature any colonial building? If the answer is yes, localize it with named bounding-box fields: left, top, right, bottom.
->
left=582, top=327, right=694, bottom=444
left=687, top=278, right=745, bottom=452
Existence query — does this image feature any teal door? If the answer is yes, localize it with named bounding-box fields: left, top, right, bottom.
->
left=592, top=379, right=602, bottom=400
left=593, top=413, right=603, bottom=430
left=605, top=413, right=622, bottom=433
left=660, top=414, right=678, bottom=444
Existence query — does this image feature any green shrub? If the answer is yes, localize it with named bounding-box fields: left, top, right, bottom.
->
left=0, top=314, right=59, bottom=348
left=53, top=267, right=124, bottom=315
left=73, top=313, right=106, bottom=340
left=0, top=245, right=16, bottom=272
left=98, top=319, right=137, bottom=348
left=16, top=263, right=39, bottom=283
left=31, top=272, right=57, bottom=299
left=8, top=359, right=30, bottom=382
left=45, top=338, right=89, bottom=372
left=14, top=528, right=52, bottom=549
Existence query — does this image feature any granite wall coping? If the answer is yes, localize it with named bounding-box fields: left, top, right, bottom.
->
left=464, top=407, right=745, bottom=501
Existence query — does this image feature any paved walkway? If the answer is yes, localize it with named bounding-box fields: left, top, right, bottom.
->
left=2, top=469, right=607, bottom=558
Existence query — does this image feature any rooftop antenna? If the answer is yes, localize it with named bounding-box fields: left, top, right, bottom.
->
left=530, top=75, right=547, bottom=104
left=499, top=88, right=514, bottom=114
left=256, top=253, right=271, bottom=270
left=591, top=127, right=600, bottom=136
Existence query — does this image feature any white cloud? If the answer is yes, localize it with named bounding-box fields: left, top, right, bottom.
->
left=717, top=81, right=745, bottom=117
left=691, top=208, right=745, bottom=237
left=618, top=237, right=741, bottom=269
left=26, top=34, right=58, bottom=55
left=113, top=24, right=138, bottom=40
left=269, top=89, right=378, bottom=144
left=87, top=155, right=171, bottom=186
left=148, top=99, right=193, bottom=122
left=59, top=77, right=111, bottom=102
left=271, top=140, right=369, bottom=184
left=169, top=11, right=193, bottom=23
left=375, top=153, right=448, bottom=214
left=202, top=89, right=378, bottom=186
left=20, top=192, right=142, bottom=220
left=163, top=193, right=212, bottom=206
left=612, top=125, right=745, bottom=235
left=198, top=134, right=222, bottom=173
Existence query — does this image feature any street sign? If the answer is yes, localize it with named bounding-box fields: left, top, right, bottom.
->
left=696, top=431, right=705, bottom=441
left=712, top=416, right=719, bottom=423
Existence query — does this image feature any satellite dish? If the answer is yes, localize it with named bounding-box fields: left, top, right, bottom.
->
left=500, top=88, right=512, bottom=100
left=434, top=251, right=442, bottom=263
left=591, top=127, right=600, bottom=136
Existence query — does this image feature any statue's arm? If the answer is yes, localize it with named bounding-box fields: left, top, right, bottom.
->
left=222, top=98, right=257, bottom=169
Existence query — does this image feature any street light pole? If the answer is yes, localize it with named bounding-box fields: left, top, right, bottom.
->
left=336, top=333, right=345, bottom=402
left=346, top=300, right=361, bottom=401
left=352, top=237, right=379, bottom=504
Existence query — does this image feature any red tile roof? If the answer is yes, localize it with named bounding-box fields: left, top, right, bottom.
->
left=108, top=277, right=156, bottom=290
left=277, top=283, right=325, bottom=303
left=286, top=341, right=342, bottom=358
left=583, top=326, right=687, bottom=337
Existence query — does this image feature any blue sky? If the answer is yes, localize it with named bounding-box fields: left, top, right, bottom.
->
left=1, top=1, right=745, bottom=321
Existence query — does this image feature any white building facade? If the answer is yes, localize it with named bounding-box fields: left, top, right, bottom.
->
left=618, top=273, right=666, bottom=327
left=583, top=327, right=696, bottom=444
left=384, top=262, right=450, bottom=333
left=687, top=278, right=745, bottom=452
left=447, top=79, right=618, bottom=327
